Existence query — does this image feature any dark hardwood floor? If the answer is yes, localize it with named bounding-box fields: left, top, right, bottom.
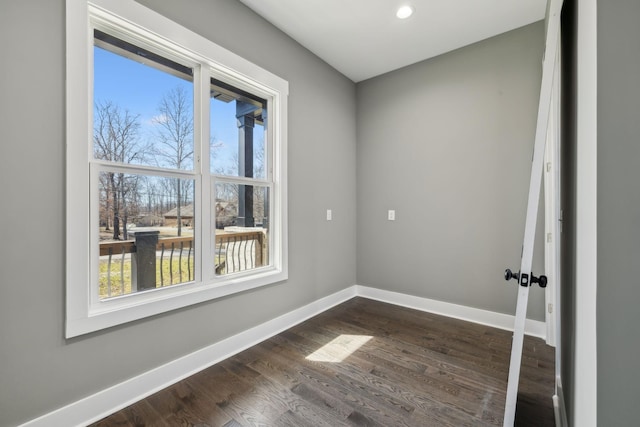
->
left=91, top=298, right=555, bottom=426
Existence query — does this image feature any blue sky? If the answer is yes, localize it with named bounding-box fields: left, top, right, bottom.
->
left=93, top=45, right=263, bottom=174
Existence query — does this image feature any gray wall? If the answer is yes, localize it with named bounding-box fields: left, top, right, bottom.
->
left=0, top=1, right=553, bottom=425
left=0, top=1, right=356, bottom=425
left=355, top=22, right=547, bottom=321
left=597, top=0, right=640, bottom=425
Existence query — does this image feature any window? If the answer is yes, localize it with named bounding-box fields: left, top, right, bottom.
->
left=66, top=0, right=288, bottom=337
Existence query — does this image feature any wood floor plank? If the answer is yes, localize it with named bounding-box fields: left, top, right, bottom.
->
left=274, top=331, right=420, bottom=421
left=92, top=410, right=133, bottom=427
left=96, top=400, right=166, bottom=427
left=311, top=317, right=508, bottom=393
left=142, top=381, right=231, bottom=426
left=89, top=297, right=555, bottom=427
left=267, top=334, right=417, bottom=427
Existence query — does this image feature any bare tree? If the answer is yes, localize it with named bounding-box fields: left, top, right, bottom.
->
left=94, top=101, right=146, bottom=240
left=153, top=86, right=194, bottom=236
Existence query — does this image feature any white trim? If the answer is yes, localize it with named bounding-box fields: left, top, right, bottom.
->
left=21, top=287, right=357, bottom=427
left=20, top=286, right=549, bottom=426
left=355, top=285, right=547, bottom=339
left=66, top=0, right=92, bottom=340
left=574, top=0, right=598, bottom=424
left=543, top=34, right=562, bottom=348
left=66, top=0, right=289, bottom=337
left=553, top=375, right=569, bottom=427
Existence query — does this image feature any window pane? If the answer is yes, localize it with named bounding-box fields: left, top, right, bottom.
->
left=93, top=30, right=195, bottom=170
left=98, top=172, right=195, bottom=299
left=214, top=182, right=269, bottom=275
left=210, top=79, right=267, bottom=179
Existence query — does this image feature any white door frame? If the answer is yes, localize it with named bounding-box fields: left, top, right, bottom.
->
left=574, top=0, right=598, bottom=423
left=502, top=2, right=563, bottom=424
left=544, top=36, right=562, bottom=349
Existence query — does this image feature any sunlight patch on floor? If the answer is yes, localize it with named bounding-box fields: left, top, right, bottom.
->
left=306, top=334, right=373, bottom=363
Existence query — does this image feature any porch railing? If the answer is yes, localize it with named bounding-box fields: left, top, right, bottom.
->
left=214, top=228, right=266, bottom=275
left=99, top=228, right=266, bottom=299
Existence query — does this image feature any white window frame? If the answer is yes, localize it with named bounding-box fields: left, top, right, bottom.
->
left=66, top=0, right=288, bottom=338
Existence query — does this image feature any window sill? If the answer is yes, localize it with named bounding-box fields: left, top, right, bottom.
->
left=67, top=268, right=288, bottom=338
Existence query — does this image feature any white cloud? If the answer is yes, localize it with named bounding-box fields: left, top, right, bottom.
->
left=149, top=113, right=168, bottom=125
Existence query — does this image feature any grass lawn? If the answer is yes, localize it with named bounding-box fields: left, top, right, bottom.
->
left=99, top=256, right=196, bottom=299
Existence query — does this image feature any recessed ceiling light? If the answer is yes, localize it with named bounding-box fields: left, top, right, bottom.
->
left=396, top=5, right=414, bottom=19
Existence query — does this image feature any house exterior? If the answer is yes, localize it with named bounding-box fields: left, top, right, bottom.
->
left=161, top=202, right=238, bottom=228
left=135, top=214, right=163, bottom=227
left=215, top=200, right=238, bottom=228
left=0, top=1, right=630, bottom=426
left=162, top=204, right=195, bottom=227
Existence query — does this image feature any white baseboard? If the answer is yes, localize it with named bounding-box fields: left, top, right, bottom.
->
left=19, top=287, right=357, bottom=427
left=20, top=285, right=547, bottom=427
left=553, top=375, right=569, bottom=427
left=355, top=285, right=547, bottom=339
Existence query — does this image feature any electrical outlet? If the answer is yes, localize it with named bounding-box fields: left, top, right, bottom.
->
left=326, top=209, right=332, bottom=221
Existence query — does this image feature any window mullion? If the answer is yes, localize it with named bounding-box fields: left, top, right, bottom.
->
left=90, top=161, right=197, bottom=179
left=197, top=66, right=213, bottom=282
left=89, top=163, right=101, bottom=306
left=212, top=174, right=271, bottom=187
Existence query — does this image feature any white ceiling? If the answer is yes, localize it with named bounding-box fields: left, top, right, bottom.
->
left=238, top=0, right=547, bottom=82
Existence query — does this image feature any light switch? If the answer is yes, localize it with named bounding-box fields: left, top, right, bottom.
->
left=388, top=210, right=395, bottom=221
left=326, top=209, right=332, bottom=221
